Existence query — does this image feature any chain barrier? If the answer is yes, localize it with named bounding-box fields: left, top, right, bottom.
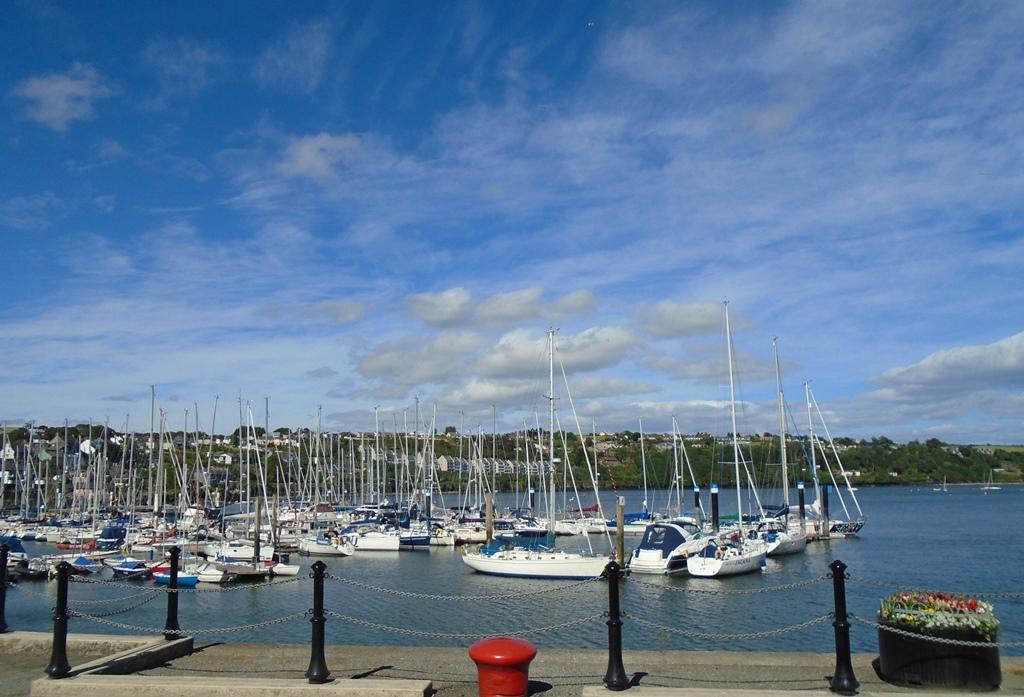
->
left=848, top=614, right=1024, bottom=649
left=70, top=572, right=149, bottom=585
left=69, top=588, right=163, bottom=606
left=629, top=574, right=829, bottom=595
left=324, top=572, right=600, bottom=602
left=627, top=611, right=833, bottom=640
left=848, top=576, right=1024, bottom=600
left=70, top=576, right=303, bottom=593
left=157, top=577, right=304, bottom=594
left=324, top=608, right=605, bottom=640
left=8, top=583, right=58, bottom=601
left=69, top=591, right=161, bottom=618
left=69, top=608, right=310, bottom=635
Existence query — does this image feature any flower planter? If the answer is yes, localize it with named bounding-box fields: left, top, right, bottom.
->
left=877, top=622, right=1001, bottom=689
left=876, top=590, right=1001, bottom=690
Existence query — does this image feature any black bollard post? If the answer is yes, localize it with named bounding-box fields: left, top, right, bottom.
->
left=0, top=544, right=10, bottom=633
left=602, top=560, right=629, bottom=691
left=710, top=484, right=720, bottom=533
left=822, top=485, right=831, bottom=536
left=305, top=560, right=331, bottom=683
left=164, top=546, right=180, bottom=640
left=45, top=561, right=71, bottom=678
left=692, top=486, right=701, bottom=526
left=798, top=481, right=807, bottom=533
left=828, top=559, right=859, bottom=695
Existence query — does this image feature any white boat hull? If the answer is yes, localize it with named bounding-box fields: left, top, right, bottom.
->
left=765, top=530, right=807, bottom=556
left=686, top=541, right=766, bottom=578
left=462, top=549, right=609, bottom=579
left=353, top=531, right=401, bottom=551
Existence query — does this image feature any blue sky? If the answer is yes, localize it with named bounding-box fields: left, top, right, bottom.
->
left=2, top=1, right=1023, bottom=442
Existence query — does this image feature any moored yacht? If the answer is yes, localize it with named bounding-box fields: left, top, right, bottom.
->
left=628, top=518, right=709, bottom=575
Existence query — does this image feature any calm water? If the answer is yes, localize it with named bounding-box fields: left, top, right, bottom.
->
left=7, top=486, right=1023, bottom=654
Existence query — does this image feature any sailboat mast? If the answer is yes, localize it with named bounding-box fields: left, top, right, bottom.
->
left=805, top=382, right=820, bottom=504
left=548, top=328, right=556, bottom=533
left=724, top=302, right=743, bottom=536
left=773, top=337, right=789, bottom=507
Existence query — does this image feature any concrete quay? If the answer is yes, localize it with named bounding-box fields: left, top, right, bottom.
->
left=3, top=634, right=1021, bottom=697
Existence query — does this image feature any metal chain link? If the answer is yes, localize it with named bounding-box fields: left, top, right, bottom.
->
left=848, top=614, right=1024, bottom=648
left=626, top=611, right=833, bottom=640
left=324, top=609, right=605, bottom=640
left=324, top=572, right=599, bottom=602
left=69, top=608, right=310, bottom=635
left=848, top=576, right=1024, bottom=600
left=69, top=587, right=164, bottom=606
left=7, top=583, right=58, bottom=601
left=628, top=574, right=829, bottom=595
left=69, top=590, right=160, bottom=618
left=158, top=577, right=305, bottom=593
left=70, top=572, right=149, bottom=585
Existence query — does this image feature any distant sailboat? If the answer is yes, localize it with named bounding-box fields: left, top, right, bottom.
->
left=981, top=471, right=1001, bottom=493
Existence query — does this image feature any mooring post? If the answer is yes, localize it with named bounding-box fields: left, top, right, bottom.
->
left=822, top=485, right=831, bottom=536
left=305, top=560, right=331, bottom=684
left=828, top=559, right=859, bottom=695
left=45, top=561, right=71, bottom=678
left=615, top=496, right=625, bottom=566
left=602, top=560, right=629, bottom=691
left=164, top=545, right=180, bottom=639
left=797, top=481, right=807, bottom=534
left=0, top=543, right=10, bottom=633
left=710, top=484, right=720, bottom=532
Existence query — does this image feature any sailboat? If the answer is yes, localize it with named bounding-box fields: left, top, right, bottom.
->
left=462, top=329, right=610, bottom=579
left=981, top=471, right=1001, bottom=493
left=933, top=476, right=948, bottom=493
left=686, top=302, right=767, bottom=578
left=803, top=385, right=866, bottom=537
left=762, top=337, right=807, bottom=557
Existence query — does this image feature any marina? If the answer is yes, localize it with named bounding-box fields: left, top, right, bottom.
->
left=4, top=486, right=1022, bottom=656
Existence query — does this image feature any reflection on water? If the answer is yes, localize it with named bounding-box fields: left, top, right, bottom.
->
left=7, top=486, right=1022, bottom=654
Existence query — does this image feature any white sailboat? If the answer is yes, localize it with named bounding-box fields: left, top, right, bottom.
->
left=687, top=302, right=767, bottom=578
left=981, top=471, right=1001, bottom=492
left=462, top=329, right=610, bottom=580
left=763, top=337, right=806, bottom=557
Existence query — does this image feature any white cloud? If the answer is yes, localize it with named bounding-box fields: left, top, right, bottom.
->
left=307, top=300, right=365, bottom=325
left=405, top=288, right=473, bottom=326
left=475, top=326, right=636, bottom=378
left=637, top=301, right=723, bottom=339
left=11, top=63, right=113, bottom=131
left=276, top=133, right=362, bottom=180
left=307, top=367, right=339, bottom=379
left=254, top=20, right=333, bottom=94
left=476, top=287, right=543, bottom=325
left=552, top=290, right=597, bottom=316
left=874, top=332, right=1024, bottom=396
left=0, top=193, right=62, bottom=229
left=355, top=330, right=486, bottom=388
left=142, top=38, right=228, bottom=101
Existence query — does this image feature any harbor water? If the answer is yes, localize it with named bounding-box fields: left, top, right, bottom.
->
left=6, top=485, right=1022, bottom=654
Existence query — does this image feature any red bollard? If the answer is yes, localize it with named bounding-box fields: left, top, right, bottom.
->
left=468, top=636, right=537, bottom=697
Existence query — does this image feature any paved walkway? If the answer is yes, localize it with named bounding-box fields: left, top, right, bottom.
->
left=136, top=642, right=1023, bottom=696
left=7, top=634, right=1021, bottom=696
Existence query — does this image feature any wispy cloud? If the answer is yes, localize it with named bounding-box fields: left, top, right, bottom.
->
left=11, top=63, right=113, bottom=131
left=0, top=193, right=63, bottom=229
left=141, top=37, right=229, bottom=104
left=254, top=19, right=333, bottom=95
